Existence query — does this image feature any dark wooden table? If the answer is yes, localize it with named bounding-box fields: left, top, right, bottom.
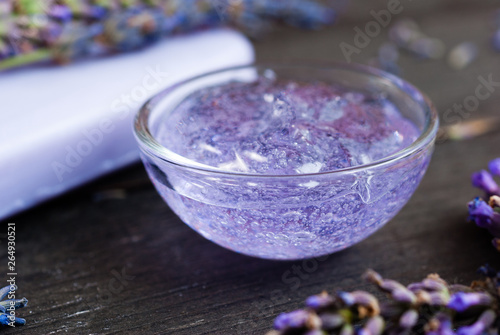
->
left=4, top=1, right=500, bottom=333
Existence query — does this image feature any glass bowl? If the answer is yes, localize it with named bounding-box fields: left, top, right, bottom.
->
left=134, top=63, right=438, bottom=260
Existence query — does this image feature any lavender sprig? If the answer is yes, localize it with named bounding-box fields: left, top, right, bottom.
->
left=469, top=157, right=500, bottom=250
left=0, top=0, right=340, bottom=71
left=0, top=285, right=27, bottom=327
left=471, top=158, right=500, bottom=197
left=267, top=269, right=500, bottom=335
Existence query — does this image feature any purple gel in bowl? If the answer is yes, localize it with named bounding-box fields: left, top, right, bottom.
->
left=135, top=64, right=438, bottom=260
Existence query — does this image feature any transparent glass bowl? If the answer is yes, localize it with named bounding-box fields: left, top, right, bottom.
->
left=134, top=63, right=438, bottom=260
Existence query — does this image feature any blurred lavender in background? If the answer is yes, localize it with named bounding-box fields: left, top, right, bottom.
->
left=0, top=0, right=342, bottom=71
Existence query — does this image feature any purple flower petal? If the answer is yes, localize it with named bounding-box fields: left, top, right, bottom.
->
left=447, top=292, right=492, bottom=312
left=392, top=287, right=417, bottom=304
left=429, top=291, right=449, bottom=305
left=426, top=314, right=456, bottom=335
left=338, top=292, right=353, bottom=306
left=421, top=277, right=448, bottom=292
left=489, top=158, right=500, bottom=177
left=359, top=316, right=384, bottom=335
left=305, top=293, right=334, bottom=310
left=274, top=310, right=309, bottom=330
left=468, top=198, right=500, bottom=236
left=399, top=309, right=418, bottom=329
left=472, top=170, right=499, bottom=195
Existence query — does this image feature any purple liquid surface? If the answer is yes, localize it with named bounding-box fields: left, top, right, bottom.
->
left=157, top=77, right=419, bottom=174
left=145, top=76, right=432, bottom=259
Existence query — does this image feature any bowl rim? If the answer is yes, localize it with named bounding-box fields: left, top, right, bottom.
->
left=134, top=61, right=439, bottom=178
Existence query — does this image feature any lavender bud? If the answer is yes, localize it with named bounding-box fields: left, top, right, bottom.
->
left=379, top=279, right=407, bottom=293
left=468, top=198, right=500, bottom=236
left=472, top=170, right=499, bottom=195
left=0, top=297, right=28, bottom=310
left=274, top=310, right=310, bottom=330
left=338, top=292, right=355, bottom=306
left=363, top=270, right=383, bottom=285
left=407, top=282, right=424, bottom=292
left=407, top=274, right=448, bottom=293
left=0, top=285, right=15, bottom=301
left=448, top=41, right=478, bottom=70
left=456, top=310, right=496, bottom=335
left=359, top=316, right=384, bottom=335
left=351, top=291, right=380, bottom=316
left=339, top=291, right=380, bottom=317
left=428, top=291, right=450, bottom=306
left=306, top=292, right=334, bottom=310
left=415, top=290, right=432, bottom=304
left=365, top=272, right=416, bottom=304
left=421, top=277, right=448, bottom=292
left=320, top=313, right=344, bottom=329
left=425, top=313, right=455, bottom=335
left=13, top=317, right=25, bottom=326
left=399, top=309, right=418, bottom=329
left=391, top=287, right=417, bottom=305
left=447, top=292, right=492, bottom=312
left=0, top=314, right=8, bottom=326
left=489, top=158, right=500, bottom=177
left=469, top=198, right=495, bottom=224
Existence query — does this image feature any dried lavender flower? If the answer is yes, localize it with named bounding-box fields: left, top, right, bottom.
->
left=339, top=291, right=380, bottom=317
left=447, top=292, right=492, bottom=312
left=399, top=309, right=418, bottom=329
left=306, top=291, right=335, bottom=310
left=425, top=313, right=455, bottom=335
left=472, top=170, right=499, bottom=196
left=274, top=309, right=321, bottom=331
left=267, top=268, right=500, bottom=335
left=0, top=285, right=14, bottom=301
left=0, top=285, right=28, bottom=327
left=267, top=157, right=500, bottom=335
left=489, top=158, right=500, bottom=177
left=358, top=316, right=384, bottom=335
left=365, top=270, right=417, bottom=305
left=320, top=313, right=345, bottom=330
left=468, top=197, right=500, bottom=237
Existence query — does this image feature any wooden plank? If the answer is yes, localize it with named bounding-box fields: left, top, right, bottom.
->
left=4, top=1, right=500, bottom=333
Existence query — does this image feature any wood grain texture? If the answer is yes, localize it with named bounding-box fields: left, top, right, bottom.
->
left=3, top=1, right=500, bottom=333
